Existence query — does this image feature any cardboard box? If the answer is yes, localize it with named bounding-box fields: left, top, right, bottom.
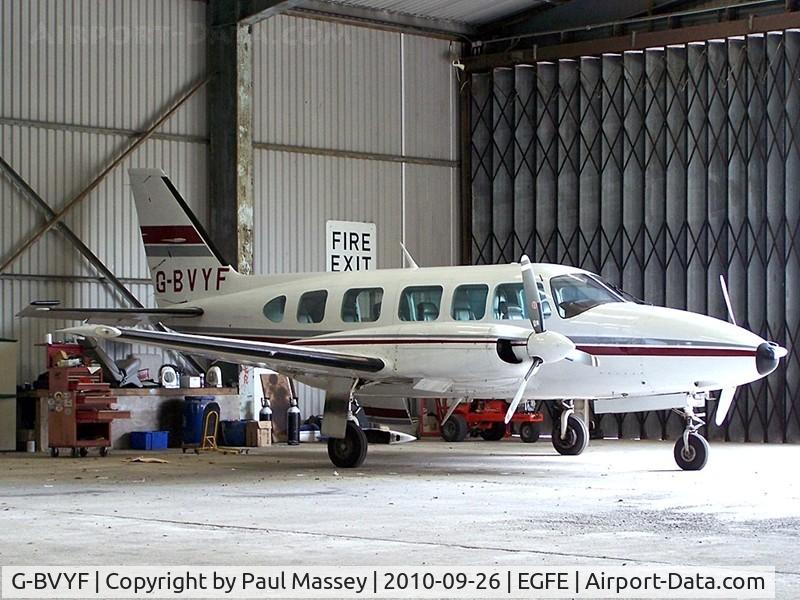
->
left=180, top=375, right=202, bottom=388
left=246, top=420, right=272, bottom=447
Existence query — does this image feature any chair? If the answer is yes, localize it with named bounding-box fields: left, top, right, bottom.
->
left=416, top=302, right=439, bottom=321
left=452, top=300, right=475, bottom=321
left=506, top=305, right=524, bottom=320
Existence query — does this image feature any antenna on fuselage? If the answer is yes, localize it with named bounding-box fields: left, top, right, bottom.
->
left=400, top=243, right=419, bottom=269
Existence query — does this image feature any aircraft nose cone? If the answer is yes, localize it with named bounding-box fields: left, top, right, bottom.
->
left=756, top=342, right=782, bottom=376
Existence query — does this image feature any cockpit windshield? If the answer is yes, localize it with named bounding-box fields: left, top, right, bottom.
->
left=549, top=273, right=624, bottom=318
left=594, top=276, right=645, bottom=304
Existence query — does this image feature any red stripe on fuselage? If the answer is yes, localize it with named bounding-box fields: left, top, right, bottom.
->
left=140, top=225, right=203, bottom=245
left=575, top=345, right=756, bottom=357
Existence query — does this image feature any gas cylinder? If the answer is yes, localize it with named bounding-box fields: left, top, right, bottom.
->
left=259, top=398, right=273, bottom=422
left=287, top=398, right=301, bottom=446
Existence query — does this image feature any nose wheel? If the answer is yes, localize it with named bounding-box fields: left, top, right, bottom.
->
left=674, top=433, right=709, bottom=471
left=552, top=401, right=588, bottom=455
left=673, top=402, right=709, bottom=471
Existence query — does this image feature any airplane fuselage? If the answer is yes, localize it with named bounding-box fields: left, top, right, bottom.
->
left=159, top=262, right=772, bottom=410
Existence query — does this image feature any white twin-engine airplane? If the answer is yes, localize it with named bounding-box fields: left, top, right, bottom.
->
left=20, top=169, right=787, bottom=471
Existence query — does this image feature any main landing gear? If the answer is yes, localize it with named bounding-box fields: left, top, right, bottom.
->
left=325, top=383, right=369, bottom=469
left=673, top=401, right=709, bottom=471
left=552, top=400, right=589, bottom=456
left=327, top=420, right=368, bottom=469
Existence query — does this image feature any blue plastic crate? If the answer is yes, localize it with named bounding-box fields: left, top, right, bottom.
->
left=150, top=431, right=168, bottom=450
left=130, top=431, right=169, bottom=450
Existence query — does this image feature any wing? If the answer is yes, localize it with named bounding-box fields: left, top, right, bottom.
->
left=60, top=324, right=387, bottom=380
left=18, top=301, right=203, bottom=325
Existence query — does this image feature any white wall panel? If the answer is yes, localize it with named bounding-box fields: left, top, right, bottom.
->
left=0, top=0, right=207, bottom=136
left=253, top=149, right=403, bottom=275
left=401, top=35, right=457, bottom=161
left=403, top=164, right=457, bottom=266
left=253, top=15, right=402, bottom=155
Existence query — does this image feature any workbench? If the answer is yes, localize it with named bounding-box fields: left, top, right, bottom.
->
left=17, top=387, right=242, bottom=451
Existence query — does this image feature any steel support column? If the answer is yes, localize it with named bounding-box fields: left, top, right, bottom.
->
left=208, top=2, right=255, bottom=274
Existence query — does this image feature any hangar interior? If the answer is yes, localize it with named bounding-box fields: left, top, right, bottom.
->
left=1, top=0, right=799, bottom=594
left=3, top=0, right=798, bottom=441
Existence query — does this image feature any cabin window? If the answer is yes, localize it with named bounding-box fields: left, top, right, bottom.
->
left=341, top=288, right=383, bottom=323
left=492, top=283, right=552, bottom=320
left=451, top=284, right=488, bottom=321
left=262, top=296, right=286, bottom=323
left=399, top=286, right=443, bottom=322
left=297, top=290, right=328, bottom=323
left=550, top=273, right=622, bottom=318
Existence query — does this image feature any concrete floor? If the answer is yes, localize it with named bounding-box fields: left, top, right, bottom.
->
left=0, top=438, right=798, bottom=597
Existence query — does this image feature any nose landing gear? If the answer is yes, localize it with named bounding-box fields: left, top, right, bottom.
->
left=552, top=400, right=588, bottom=456
left=673, top=401, right=709, bottom=471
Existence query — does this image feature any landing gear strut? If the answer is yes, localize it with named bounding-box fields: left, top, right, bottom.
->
left=673, top=402, right=709, bottom=471
left=552, top=400, right=588, bottom=455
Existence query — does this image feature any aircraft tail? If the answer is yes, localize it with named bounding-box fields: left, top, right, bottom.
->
left=129, top=168, right=238, bottom=306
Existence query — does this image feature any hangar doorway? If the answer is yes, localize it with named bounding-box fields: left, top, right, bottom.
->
left=463, top=31, right=800, bottom=443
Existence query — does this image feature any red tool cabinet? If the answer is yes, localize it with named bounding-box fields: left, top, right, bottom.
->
left=47, top=367, right=130, bottom=457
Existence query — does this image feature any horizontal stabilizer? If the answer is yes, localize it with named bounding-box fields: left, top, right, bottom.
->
left=17, top=300, right=203, bottom=325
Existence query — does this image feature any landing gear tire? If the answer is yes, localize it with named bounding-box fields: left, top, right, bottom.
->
left=552, top=415, right=588, bottom=456
left=99, top=447, right=109, bottom=457
left=79, top=448, right=88, bottom=458
left=479, top=422, right=506, bottom=441
left=440, top=414, right=468, bottom=442
left=674, top=433, right=709, bottom=471
left=519, top=422, right=540, bottom=443
left=49, top=447, right=59, bottom=458
left=327, top=421, right=368, bottom=469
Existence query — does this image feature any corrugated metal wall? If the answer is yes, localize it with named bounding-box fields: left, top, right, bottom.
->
left=466, top=32, right=800, bottom=444
left=252, top=15, right=459, bottom=415
left=0, top=0, right=207, bottom=382
left=1, top=4, right=460, bottom=415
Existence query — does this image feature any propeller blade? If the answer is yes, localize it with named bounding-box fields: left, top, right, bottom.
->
left=505, top=359, right=542, bottom=424
left=719, top=275, right=737, bottom=326
left=565, top=348, right=599, bottom=367
left=520, top=255, right=545, bottom=334
left=715, top=387, right=737, bottom=426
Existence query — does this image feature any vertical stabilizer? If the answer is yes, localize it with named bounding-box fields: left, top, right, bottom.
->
left=129, top=169, right=238, bottom=305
